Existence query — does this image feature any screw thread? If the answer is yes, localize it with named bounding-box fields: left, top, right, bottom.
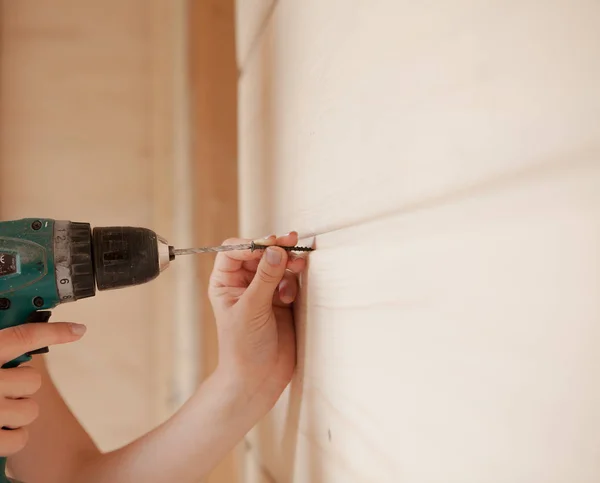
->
left=251, top=243, right=313, bottom=252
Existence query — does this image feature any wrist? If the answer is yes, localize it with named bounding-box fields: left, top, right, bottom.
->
left=211, top=363, right=281, bottom=421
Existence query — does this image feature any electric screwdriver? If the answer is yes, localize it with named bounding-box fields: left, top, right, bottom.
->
left=0, top=218, right=174, bottom=483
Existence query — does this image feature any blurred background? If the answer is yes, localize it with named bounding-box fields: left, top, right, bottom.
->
left=0, top=1, right=238, bottom=481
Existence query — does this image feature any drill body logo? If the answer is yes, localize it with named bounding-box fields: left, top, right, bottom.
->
left=0, top=253, right=17, bottom=277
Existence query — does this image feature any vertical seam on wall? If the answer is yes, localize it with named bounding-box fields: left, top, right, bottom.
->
left=150, top=0, right=181, bottom=424
left=171, top=0, right=199, bottom=409
left=238, top=0, right=279, bottom=78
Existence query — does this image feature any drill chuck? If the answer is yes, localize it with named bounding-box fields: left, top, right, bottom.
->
left=92, top=226, right=170, bottom=291
left=54, top=222, right=170, bottom=300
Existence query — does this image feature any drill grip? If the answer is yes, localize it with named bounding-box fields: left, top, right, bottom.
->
left=0, top=311, right=52, bottom=483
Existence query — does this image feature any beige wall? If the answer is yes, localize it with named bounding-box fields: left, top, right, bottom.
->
left=0, top=0, right=185, bottom=452
left=236, top=1, right=600, bottom=482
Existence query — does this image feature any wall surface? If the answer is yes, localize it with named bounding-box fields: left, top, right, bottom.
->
left=236, top=1, right=600, bottom=482
left=0, top=0, right=182, bottom=451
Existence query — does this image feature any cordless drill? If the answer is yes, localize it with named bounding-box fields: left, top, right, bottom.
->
left=0, top=218, right=174, bottom=483
left=0, top=217, right=311, bottom=482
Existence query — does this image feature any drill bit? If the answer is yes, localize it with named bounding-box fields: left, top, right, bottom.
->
left=171, top=241, right=313, bottom=257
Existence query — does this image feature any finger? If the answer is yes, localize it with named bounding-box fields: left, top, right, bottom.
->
left=0, top=367, right=42, bottom=398
left=275, top=231, right=299, bottom=247
left=242, top=258, right=260, bottom=273
left=277, top=272, right=298, bottom=306
left=243, top=231, right=305, bottom=273
left=245, top=252, right=306, bottom=275
left=212, top=236, right=276, bottom=274
left=240, top=231, right=300, bottom=274
left=244, top=246, right=289, bottom=310
left=0, top=427, right=28, bottom=456
left=0, top=398, right=39, bottom=429
left=0, top=323, right=86, bottom=365
left=286, top=256, right=306, bottom=274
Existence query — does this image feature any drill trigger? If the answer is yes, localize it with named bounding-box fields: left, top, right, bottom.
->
left=24, top=311, right=52, bottom=355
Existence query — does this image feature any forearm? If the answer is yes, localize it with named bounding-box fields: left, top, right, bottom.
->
left=73, top=368, right=262, bottom=483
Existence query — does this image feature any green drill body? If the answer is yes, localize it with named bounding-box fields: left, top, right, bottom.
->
left=0, top=218, right=61, bottom=361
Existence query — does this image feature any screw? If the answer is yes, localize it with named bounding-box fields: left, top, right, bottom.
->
left=0, top=299, right=10, bottom=310
left=31, top=220, right=42, bottom=231
left=250, top=242, right=313, bottom=252
left=33, top=297, right=44, bottom=308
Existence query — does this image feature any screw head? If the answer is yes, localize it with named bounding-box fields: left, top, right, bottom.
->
left=31, top=220, right=42, bottom=231
left=0, top=298, right=10, bottom=310
left=33, top=297, right=44, bottom=308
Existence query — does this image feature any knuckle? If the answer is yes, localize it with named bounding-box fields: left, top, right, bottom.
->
left=10, top=325, right=34, bottom=347
left=257, top=269, right=279, bottom=285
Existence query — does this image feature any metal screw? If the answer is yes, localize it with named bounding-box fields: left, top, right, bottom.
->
left=31, top=220, right=42, bottom=231
left=250, top=242, right=313, bottom=252
left=0, top=299, right=10, bottom=310
left=33, top=297, right=44, bottom=308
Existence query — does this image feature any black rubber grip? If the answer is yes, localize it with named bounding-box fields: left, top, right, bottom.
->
left=92, top=227, right=161, bottom=290
left=24, top=311, right=51, bottom=355
left=68, top=222, right=96, bottom=300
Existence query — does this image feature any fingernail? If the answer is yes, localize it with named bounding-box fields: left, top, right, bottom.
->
left=70, top=323, right=87, bottom=336
left=266, top=247, right=282, bottom=266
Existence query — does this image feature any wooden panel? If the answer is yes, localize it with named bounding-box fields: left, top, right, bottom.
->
left=234, top=0, right=275, bottom=70
left=245, top=159, right=600, bottom=482
left=237, top=0, right=600, bottom=481
left=238, top=0, right=600, bottom=238
left=0, top=0, right=178, bottom=451
left=189, top=0, right=239, bottom=482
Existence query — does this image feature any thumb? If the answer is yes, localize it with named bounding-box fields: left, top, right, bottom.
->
left=246, top=246, right=288, bottom=310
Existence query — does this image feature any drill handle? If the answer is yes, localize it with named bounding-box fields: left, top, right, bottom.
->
left=0, top=310, right=52, bottom=483
left=0, top=311, right=52, bottom=369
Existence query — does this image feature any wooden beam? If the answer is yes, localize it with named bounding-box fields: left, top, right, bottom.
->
left=188, top=1, right=239, bottom=481
left=188, top=0, right=239, bottom=382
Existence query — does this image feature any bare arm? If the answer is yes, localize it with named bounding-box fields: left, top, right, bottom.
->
left=74, top=368, right=264, bottom=483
